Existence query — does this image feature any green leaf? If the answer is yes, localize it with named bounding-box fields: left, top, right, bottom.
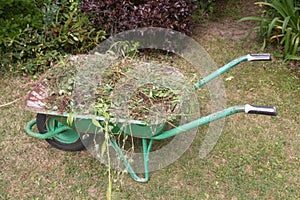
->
left=73, top=16, right=88, bottom=29
left=103, top=112, right=110, bottom=120
left=239, top=16, right=267, bottom=22
left=284, top=28, right=292, bottom=56
left=261, top=38, right=266, bottom=50
left=267, top=17, right=279, bottom=39
left=92, top=118, right=102, bottom=128
left=67, top=114, right=74, bottom=125
left=285, top=54, right=300, bottom=60
left=282, top=16, right=291, bottom=33
left=291, top=33, right=300, bottom=55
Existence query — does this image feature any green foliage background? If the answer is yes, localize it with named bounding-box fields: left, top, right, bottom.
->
left=0, top=0, right=105, bottom=75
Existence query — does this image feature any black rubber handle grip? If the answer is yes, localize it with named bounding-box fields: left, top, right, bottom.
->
left=248, top=54, right=272, bottom=61
left=245, top=104, right=277, bottom=116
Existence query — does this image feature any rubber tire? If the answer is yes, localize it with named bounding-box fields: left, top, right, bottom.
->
left=36, top=113, right=86, bottom=151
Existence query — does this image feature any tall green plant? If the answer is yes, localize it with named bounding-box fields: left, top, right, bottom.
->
left=240, top=0, right=300, bottom=61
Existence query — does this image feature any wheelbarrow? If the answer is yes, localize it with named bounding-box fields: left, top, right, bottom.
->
left=25, top=53, right=277, bottom=182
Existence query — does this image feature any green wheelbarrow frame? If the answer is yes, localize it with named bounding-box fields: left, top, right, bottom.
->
left=25, top=54, right=277, bottom=182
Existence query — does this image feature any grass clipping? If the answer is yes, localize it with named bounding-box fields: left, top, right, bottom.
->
left=39, top=54, right=185, bottom=126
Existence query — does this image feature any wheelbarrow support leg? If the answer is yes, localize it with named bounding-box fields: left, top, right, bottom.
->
left=110, top=138, right=153, bottom=183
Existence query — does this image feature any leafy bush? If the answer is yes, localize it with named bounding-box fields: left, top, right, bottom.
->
left=240, top=0, right=300, bottom=61
left=0, top=0, right=106, bottom=75
left=40, top=0, right=105, bottom=53
left=193, top=0, right=216, bottom=20
left=80, top=0, right=197, bottom=34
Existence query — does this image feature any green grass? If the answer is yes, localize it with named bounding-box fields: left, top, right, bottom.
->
left=1, top=0, right=299, bottom=199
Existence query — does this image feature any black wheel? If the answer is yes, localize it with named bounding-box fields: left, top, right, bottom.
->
left=36, top=113, right=86, bottom=151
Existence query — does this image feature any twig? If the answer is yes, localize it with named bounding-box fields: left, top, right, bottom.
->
left=0, top=97, right=23, bottom=108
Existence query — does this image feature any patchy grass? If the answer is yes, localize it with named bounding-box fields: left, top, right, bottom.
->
left=1, top=0, right=299, bottom=199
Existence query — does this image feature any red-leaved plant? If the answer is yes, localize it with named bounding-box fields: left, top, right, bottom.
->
left=80, top=0, right=197, bottom=34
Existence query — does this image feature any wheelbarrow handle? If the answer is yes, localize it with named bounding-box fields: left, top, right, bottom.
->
left=245, top=104, right=277, bottom=116
left=153, top=104, right=277, bottom=140
left=247, top=54, right=272, bottom=61
left=194, top=53, right=272, bottom=89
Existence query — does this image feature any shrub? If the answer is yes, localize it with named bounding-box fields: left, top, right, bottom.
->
left=0, top=0, right=106, bottom=75
left=80, top=0, right=197, bottom=34
left=240, top=0, right=300, bottom=61
left=0, top=0, right=44, bottom=37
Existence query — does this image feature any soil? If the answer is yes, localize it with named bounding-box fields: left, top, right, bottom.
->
left=193, top=0, right=261, bottom=41
left=194, top=0, right=299, bottom=73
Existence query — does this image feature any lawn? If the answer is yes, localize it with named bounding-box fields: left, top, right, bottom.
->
left=0, top=0, right=299, bottom=199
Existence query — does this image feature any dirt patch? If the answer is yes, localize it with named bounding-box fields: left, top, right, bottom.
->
left=193, top=0, right=261, bottom=41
